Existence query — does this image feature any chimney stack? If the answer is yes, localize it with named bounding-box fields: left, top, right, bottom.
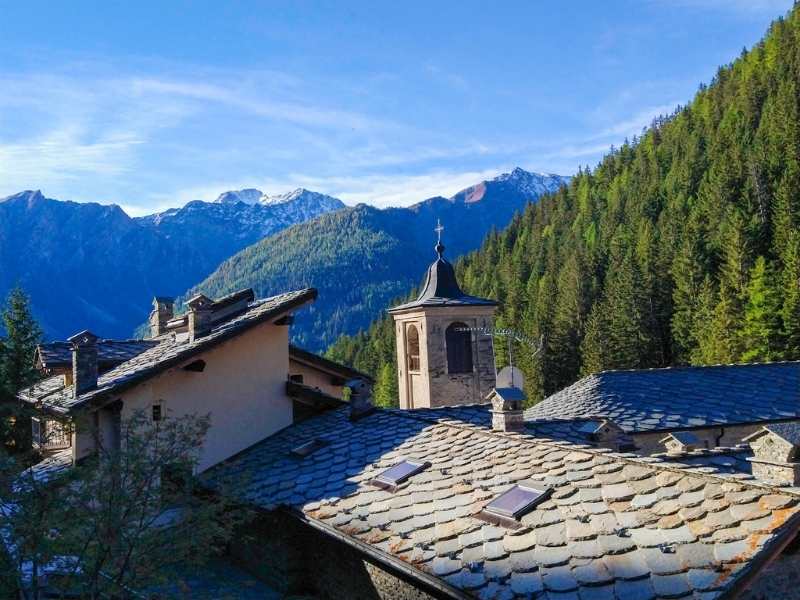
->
left=68, top=330, right=99, bottom=396
left=346, top=378, right=374, bottom=421
left=149, top=297, right=175, bottom=338
left=186, top=294, right=214, bottom=342
left=488, top=387, right=526, bottom=432
left=744, top=424, right=800, bottom=486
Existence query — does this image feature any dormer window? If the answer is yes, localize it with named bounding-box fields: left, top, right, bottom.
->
left=290, top=438, right=329, bottom=458
left=478, top=480, right=551, bottom=528
left=370, top=459, right=430, bottom=491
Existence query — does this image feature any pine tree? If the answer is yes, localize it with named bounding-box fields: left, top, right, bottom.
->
left=741, top=257, right=782, bottom=361
left=0, top=287, right=42, bottom=451
left=781, top=233, right=800, bottom=357
left=0, top=287, right=42, bottom=398
left=373, top=361, right=399, bottom=408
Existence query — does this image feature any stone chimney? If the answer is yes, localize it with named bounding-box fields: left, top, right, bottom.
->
left=346, top=378, right=374, bottom=421
left=68, top=330, right=99, bottom=396
left=186, top=294, right=214, bottom=342
left=149, top=297, right=174, bottom=338
left=744, top=423, right=800, bottom=486
left=487, top=387, right=526, bottom=432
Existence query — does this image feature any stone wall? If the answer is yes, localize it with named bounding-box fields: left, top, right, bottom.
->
left=232, top=511, right=437, bottom=600
left=633, top=422, right=765, bottom=454
left=393, top=305, right=497, bottom=409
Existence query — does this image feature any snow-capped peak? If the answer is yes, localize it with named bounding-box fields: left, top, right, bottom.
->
left=213, top=188, right=266, bottom=205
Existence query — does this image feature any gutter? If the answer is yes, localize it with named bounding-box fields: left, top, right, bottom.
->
left=719, top=509, right=800, bottom=599
left=281, top=506, right=471, bottom=600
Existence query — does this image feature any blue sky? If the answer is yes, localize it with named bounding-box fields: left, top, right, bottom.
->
left=0, top=0, right=793, bottom=214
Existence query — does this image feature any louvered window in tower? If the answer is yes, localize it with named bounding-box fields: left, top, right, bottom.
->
left=446, top=322, right=473, bottom=373
left=407, top=324, right=420, bottom=372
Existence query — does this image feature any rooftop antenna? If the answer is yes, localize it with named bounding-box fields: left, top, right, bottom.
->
left=456, top=326, right=543, bottom=389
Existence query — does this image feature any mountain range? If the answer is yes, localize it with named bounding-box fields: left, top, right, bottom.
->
left=183, top=168, right=568, bottom=350
left=1, top=168, right=566, bottom=344
left=0, top=188, right=343, bottom=338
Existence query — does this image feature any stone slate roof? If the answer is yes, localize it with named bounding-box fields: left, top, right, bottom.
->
left=206, top=405, right=800, bottom=599
left=389, top=244, right=496, bottom=313
left=754, top=422, right=800, bottom=447
left=525, top=363, right=800, bottom=433
left=18, top=288, right=317, bottom=415
left=289, top=344, right=374, bottom=383
left=35, top=339, right=159, bottom=370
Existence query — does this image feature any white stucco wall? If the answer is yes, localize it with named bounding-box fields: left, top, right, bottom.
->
left=289, top=358, right=344, bottom=398
left=75, top=321, right=292, bottom=472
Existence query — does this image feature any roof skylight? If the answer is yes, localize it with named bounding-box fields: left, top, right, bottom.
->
left=479, top=480, right=551, bottom=527
left=370, top=459, right=430, bottom=491
left=290, top=438, right=329, bottom=458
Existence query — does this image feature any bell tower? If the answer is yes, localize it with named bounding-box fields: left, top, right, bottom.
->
left=389, top=221, right=497, bottom=409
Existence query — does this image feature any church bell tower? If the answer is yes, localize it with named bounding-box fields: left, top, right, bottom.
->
left=389, top=221, right=497, bottom=409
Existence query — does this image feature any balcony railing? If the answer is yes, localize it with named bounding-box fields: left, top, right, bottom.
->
left=32, top=417, right=72, bottom=451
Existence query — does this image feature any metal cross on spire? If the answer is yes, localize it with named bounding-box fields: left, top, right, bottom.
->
left=434, top=218, right=445, bottom=258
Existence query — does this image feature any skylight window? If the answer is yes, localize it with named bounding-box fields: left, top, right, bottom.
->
left=479, top=480, right=551, bottom=528
left=577, top=421, right=602, bottom=436
left=290, top=438, right=329, bottom=458
left=370, top=459, right=430, bottom=491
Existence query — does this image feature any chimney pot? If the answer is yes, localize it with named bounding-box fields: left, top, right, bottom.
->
left=346, top=378, right=374, bottom=421
left=149, top=297, right=175, bottom=338
left=67, top=330, right=99, bottom=396
left=488, top=387, right=526, bottom=432
left=186, top=294, right=214, bottom=342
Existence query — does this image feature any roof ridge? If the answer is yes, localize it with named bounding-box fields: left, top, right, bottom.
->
left=594, top=359, right=800, bottom=376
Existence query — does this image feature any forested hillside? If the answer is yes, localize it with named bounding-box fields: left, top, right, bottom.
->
left=328, top=10, right=800, bottom=406
left=183, top=169, right=567, bottom=350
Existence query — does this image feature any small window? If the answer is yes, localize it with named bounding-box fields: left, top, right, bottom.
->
left=289, top=373, right=304, bottom=384
left=291, top=438, right=329, bottom=458
left=479, top=480, right=551, bottom=528
left=152, top=404, right=162, bottom=422
left=407, top=325, right=420, bottom=372
left=446, top=322, right=473, bottom=374
left=31, top=417, right=42, bottom=446
left=371, top=459, right=430, bottom=491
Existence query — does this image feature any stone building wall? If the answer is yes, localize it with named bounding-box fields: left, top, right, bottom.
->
left=393, top=306, right=496, bottom=409
left=232, top=511, right=437, bottom=600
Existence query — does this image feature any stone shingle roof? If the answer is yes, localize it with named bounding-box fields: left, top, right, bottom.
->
left=18, top=289, right=317, bottom=415
left=206, top=405, right=800, bottom=599
left=525, top=363, right=800, bottom=433
left=35, top=339, right=159, bottom=370
left=757, top=422, right=800, bottom=446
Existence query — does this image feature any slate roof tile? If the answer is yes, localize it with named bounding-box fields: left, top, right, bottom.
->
left=524, top=362, right=800, bottom=433
left=204, top=406, right=800, bottom=599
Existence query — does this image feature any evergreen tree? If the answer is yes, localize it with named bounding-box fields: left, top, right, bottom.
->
left=741, top=256, right=782, bottom=361
left=0, top=287, right=42, bottom=451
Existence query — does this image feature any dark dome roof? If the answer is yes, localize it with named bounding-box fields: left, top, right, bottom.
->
left=389, top=241, right=496, bottom=312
